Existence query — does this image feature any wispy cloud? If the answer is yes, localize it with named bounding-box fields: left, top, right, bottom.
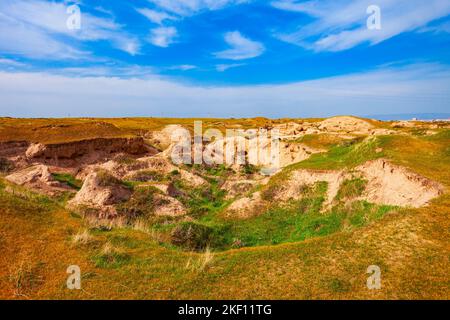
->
left=216, top=63, right=245, bottom=72
left=0, top=0, right=141, bottom=58
left=146, top=0, right=250, bottom=17
left=214, top=31, right=265, bottom=60
left=148, top=27, right=178, bottom=47
left=168, top=65, right=197, bottom=71
left=272, top=0, right=450, bottom=52
left=136, top=8, right=177, bottom=25
left=1, top=63, right=448, bottom=118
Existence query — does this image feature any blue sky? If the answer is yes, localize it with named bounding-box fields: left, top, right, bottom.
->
left=0, top=0, right=450, bottom=118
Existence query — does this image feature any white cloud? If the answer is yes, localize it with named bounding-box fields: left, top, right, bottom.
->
left=272, top=0, right=450, bottom=52
left=149, top=27, right=178, bottom=47
left=214, top=31, right=265, bottom=60
left=1, top=63, right=448, bottom=118
left=136, top=8, right=177, bottom=25
left=0, top=58, right=26, bottom=68
left=146, top=0, right=250, bottom=17
left=50, top=65, right=156, bottom=78
left=0, top=0, right=141, bottom=58
left=168, top=65, right=197, bottom=71
left=0, top=11, right=87, bottom=59
left=216, top=63, right=245, bottom=72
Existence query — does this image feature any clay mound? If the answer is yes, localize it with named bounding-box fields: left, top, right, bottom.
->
left=391, top=121, right=417, bottom=128
left=356, top=159, right=443, bottom=207
left=221, top=179, right=258, bottom=199
left=226, top=191, right=266, bottom=219
left=68, top=172, right=132, bottom=218
left=81, top=157, right=150, bottom=180
left=285, top=170, right=346, bottom=206
left=279, top=142, right=320, bottom=168
left=273, top=122, right=306, bottom=138
left=79, top=155, right=205, bottom=188
left=319, top=116, right=374, bottom=133
left=153, top=194, right=186, bottom=217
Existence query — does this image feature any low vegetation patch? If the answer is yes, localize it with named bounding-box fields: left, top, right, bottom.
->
left=52, top=173, right=82, bottom=190
left=127, top=170, right=164, bottom=182
left=96, top=169, right=133, bottom=190
left=116, top=186, right=160, bottom=219
left=164, top=182, right=396, bottom=250
left=93, top=242, right=131, bottom=269
left=335, top=177, right=367, bottom=201
left=170, top=222, right=214, bottom=251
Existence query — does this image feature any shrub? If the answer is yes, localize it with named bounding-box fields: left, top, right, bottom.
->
left=114, top=154, right=138, bottom=165
left=242, top=164, right=258, bottom=175
left=116, top=187, right=159, bottom=218
left=185, top=247, right=214, bottom=272
left=261, top=184, right=282, bottom=201
left=170, top=222, right=214, bottom=251
left=72, top=229, right=94, bottom=245
left=128, top=170, right=164, bottom=182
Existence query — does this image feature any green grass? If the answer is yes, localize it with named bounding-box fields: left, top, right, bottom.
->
left=172, top=182, right=397, bottom=250
left=51, top=173, right=82, bottom=190
left=93, top=250, right=131, bottom=269
left=292, top=136, right=383, bottom=170
left=174, top=178, right=229, bottom=218
left=335, top=177, right=367, bottom=201
left=116, top=186, right=160, bottom=219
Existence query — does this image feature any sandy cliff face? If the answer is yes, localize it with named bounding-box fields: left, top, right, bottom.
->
left=25, top=137, right=158, bottom=167
left=356, top=159, right=444, bottom=207
left=0, top=141, right=30, bottom=158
